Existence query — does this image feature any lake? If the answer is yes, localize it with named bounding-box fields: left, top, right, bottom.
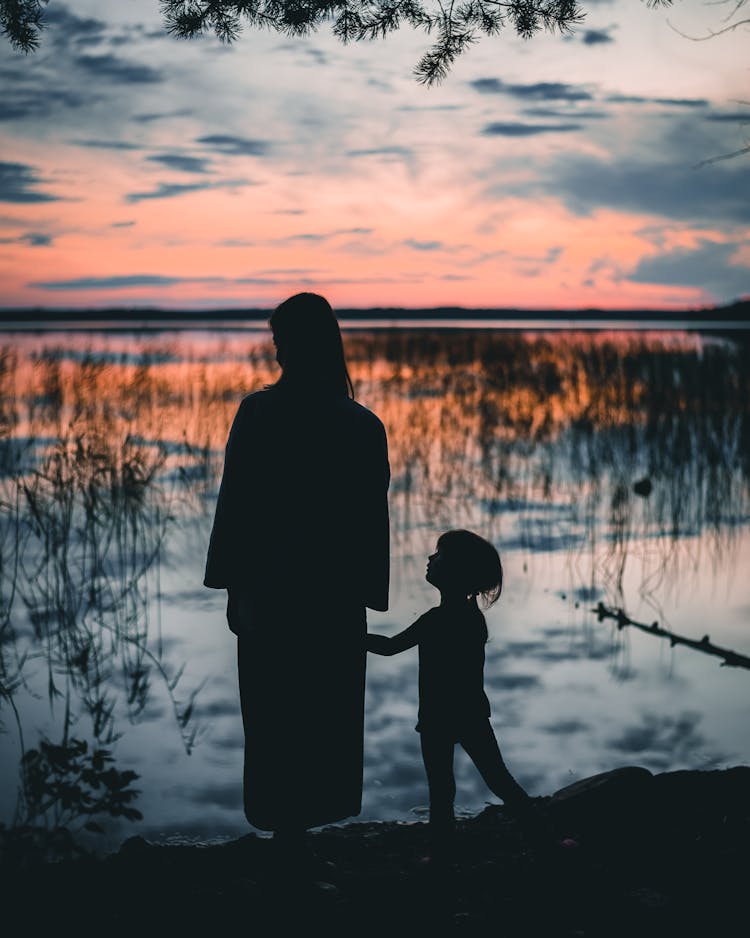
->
left=1, top=323, right=748, bottom=852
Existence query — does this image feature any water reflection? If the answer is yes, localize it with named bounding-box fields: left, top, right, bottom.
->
left=0, top=327, right=748, bottom=842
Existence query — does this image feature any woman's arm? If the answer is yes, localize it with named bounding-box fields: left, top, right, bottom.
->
left=366, top=620, right=423, bottom=656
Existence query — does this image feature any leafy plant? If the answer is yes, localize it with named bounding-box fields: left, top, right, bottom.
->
left=19, top=737, right=142, bottom=831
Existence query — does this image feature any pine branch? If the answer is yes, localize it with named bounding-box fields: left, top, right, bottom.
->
left=0, top=0, right=48, bottom=52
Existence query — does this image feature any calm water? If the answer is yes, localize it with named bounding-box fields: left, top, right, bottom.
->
left=1, top=324, right=748, bottom=850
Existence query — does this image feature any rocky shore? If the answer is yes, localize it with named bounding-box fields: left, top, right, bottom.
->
left=5, top=765, right=748, bottom=936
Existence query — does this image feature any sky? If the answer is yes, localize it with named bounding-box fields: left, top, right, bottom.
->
left=0, top=0, right=748, bottom=311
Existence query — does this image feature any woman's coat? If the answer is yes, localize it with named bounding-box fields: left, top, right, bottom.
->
left=205, top=385, right=390, bottom=830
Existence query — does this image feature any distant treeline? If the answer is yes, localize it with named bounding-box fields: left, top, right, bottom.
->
left=0, top=298, right=748, bottom=324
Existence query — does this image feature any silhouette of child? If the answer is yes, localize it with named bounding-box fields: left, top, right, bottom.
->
left=367, top=529, right=533, bottom=850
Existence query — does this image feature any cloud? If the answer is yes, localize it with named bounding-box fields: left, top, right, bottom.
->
left=0, top=81, right=92, bottom=121
left=186, top=782, right=243, bottom=810
left=20, top=232, right=53, bottom=246
left=74, top=54, right=163, bottom=84
left=346, top=146, right=415, bottom=162
left=272, top=227, right=375, bottom=245
left=481, top=122, right=582, bottom=136
left=521, top=107, right=608, bottom=120
left=133, top=109, right=192, bottom=123
left=71, top=139, right=143, bottom=150
left=471, top=78, right=593, bottom=102
left=606, top=93, right=709, bottom=108
left=0, top=162, right=60, bottom=203
left=44, top=5, right=108, bottom=47
left=608, top=712, right=704, bottom=761
left=549, top=154, right=750, bottom=224
left=29, top=275, right=228, bottom=290
left=396, top=104, right=464, bottom=112
left=278, top=233, right=327, bottom=243
left=704, top=111, right=750, bottom=123
left=146, top=154, right=212, bottom=174
left=629, top=239, right=750, bottom=300
left=0, top=231, right=54, bottom=247
left=581, top=29, right=614, bottom=45
left=124, top=179, right=249, bottom=202
left=541, top=719, right=589, bottom=735
left=111, top=221, right=136, bottom=228
left=403, top=239, right=444, bottom=251
left=196, top=135, right=270, bottom=156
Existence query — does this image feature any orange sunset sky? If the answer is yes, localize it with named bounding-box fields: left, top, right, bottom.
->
left=0, top=0, right=748, bottom=311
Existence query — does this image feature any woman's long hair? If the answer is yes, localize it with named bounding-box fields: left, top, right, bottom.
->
left=269, top=293, right=354, bottom=398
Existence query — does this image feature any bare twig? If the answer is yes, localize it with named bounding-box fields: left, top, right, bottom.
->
left=593, top=602, right=750, bottom=671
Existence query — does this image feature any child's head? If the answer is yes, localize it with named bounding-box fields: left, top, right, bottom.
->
left=426, top=529, right=503, bottom=608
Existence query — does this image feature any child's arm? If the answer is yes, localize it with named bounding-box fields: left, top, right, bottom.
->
left=366, top=621, right=423, bottom=656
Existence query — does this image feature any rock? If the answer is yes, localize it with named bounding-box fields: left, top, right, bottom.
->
left=650, top=766, right=750, bottom=820
left=119, top=835, right=150, bottom=854
left=548, top=766, right=654, bottom=835
left=550, top=765, right=654, bottom=808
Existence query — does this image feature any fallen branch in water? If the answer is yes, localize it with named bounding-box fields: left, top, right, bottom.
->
left=593, top=603, right=750, bottom=672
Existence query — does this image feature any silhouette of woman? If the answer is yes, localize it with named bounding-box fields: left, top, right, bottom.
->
left=204, top=293, right=390, bottom=840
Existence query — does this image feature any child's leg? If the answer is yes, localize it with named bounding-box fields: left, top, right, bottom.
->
left=458, top=719, right=530, bottom=809
left=419, top=731, right=457, bottom=830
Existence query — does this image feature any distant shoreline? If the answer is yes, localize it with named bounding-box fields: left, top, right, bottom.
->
left=0, top=298, right=748, bottom=329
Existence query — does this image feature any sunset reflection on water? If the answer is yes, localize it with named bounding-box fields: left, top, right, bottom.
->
left=1, top=325, right=748, bottom=848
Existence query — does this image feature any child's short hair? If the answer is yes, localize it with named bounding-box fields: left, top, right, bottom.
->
left=437, top=529, right=503, bottom=608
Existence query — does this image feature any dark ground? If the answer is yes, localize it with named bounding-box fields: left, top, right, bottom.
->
left=3, top=766, right=748, bottom=937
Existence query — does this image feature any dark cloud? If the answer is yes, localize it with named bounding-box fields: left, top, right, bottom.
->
left=125, top=179, right=248, bottom=203
left=209, top=734, right=244, bottom=751
left=609, top=712, right=704, bottom=759
left=197, top=699, right=240, bottom=718
left=541, top=719, right=589, bottom=735
left=0, top=80, right=92, bottom=121
left=346, top=146, right=414, bottom=161
left=196, top=135, right=270, bottom=156
left=704, top=111, right=750, bottom=123
left=548, top=154, right=750, bottom=224
left=404, top=239, right=444, bottom=251
left=111, top=221, right=136, bottom=228
left=0, top=231, right=54, bottom=247
left=630, top=240, right=750, bottom=301
left=471, top=78, right=593, bottom=102
left=346, top=146, right=414, bottom=163
left=581, top=29, right=614, bottom=45
left=606, top=93, right=708, bottom=108
left=20, top=232, right=53, bottom=246
left=187, top=782, right=243, bottom=810
left=304, top=48, right=328, bottom=65
left=29, top=275, right=226, bottom=290
left=133, top=109, right=192, bottom=123
left=45, top=5, right=108, bottom=47
left=146, top=154, right=212, bottom=174
left=280, top=233, right=327, bottom=242
left=654, top=97, right=709, bottom=108
left=74, top=54, right=163, bottom=84
left=0, top=161, right=59, bottom=203
left=71, top=139, right=142, bottom=150
left=521, top=107, right=608, bottom=120
left=481, top=122, right=582, bottom=136
left=484, top=673, right=541, bottom=690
